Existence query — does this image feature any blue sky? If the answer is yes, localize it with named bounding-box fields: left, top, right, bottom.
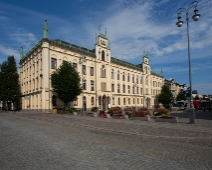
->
left=0, top=0, right=211, bottom=95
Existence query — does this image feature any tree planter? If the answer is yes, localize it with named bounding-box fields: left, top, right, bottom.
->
left=73, top=112, right=77, bottom=116
left=155, top=116, right=179, bottom=123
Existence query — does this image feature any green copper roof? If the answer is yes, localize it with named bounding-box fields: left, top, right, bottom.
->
left=49, top=39, right=96, bottom=57
left=111, top=57, right=142, bottom=71
left=151, top=70, right=164, bottom=78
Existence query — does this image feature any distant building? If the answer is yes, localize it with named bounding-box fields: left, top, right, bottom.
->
left=164, top=79, right=187, bottom=103
left=19, top=20, right=164, bottom=112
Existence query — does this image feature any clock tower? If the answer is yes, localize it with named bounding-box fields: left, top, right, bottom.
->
left=142, top=52, right=150, bottom=74
left=95, top=27, right=111, bottom=63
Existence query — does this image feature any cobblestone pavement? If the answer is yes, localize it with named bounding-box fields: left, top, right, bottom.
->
left=0, top=111, right=212, bottom=170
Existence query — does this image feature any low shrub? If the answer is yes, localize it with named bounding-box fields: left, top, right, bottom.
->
left=66, top=108, right=74, bottom=113
left=132, top=107, right=150, bottom=117
left=133, top=111, right=145, bottom=117
left=57, top=110, right=69, bottom=114
left=153, top=108, right=169, bottom=117
left=124, top=107, right=136, bottom=115
left=91, top=107, right=98, bottom=112
left=108, top=106, right=122, bottom=115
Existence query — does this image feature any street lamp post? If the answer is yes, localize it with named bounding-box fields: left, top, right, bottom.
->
left=176, top=1, right=200, bottom=124
left=133, top=83, right=138, bottom=111
left=79, top=55, right=87, bottom=116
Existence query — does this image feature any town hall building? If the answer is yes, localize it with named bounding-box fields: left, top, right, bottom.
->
left=19, top=20, right=164, bottom=112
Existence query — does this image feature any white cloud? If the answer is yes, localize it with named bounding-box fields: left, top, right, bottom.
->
left=0, top=45, right=19, bottom=60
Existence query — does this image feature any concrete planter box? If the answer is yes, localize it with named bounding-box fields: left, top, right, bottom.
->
left=155, top=116, right=179, bottom=123
left=125, top=115, right=129, bottom=119
left=131, top=117, right=147, bottom=121
left=93, top=112, right=99, bottom=117
left=106, top=114, right=111, bottom=118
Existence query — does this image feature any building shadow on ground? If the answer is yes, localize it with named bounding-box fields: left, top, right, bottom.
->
left=170, top=111, right=212, bottom=120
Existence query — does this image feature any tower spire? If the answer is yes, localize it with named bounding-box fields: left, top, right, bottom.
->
left=20, top=47, right=24, bottom=60
left=160, top=68, right=163, bottom=77
left=43, top=20, right=48, bottom=38
left=98, top=25, right=101, bottom=35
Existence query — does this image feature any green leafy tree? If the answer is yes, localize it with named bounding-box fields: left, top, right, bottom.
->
left=51, top=61, right=82, bottom=108
left=176, top=93, right=187, bottom=101
left=0, top=56, right=20, bottom=107
left=157, top=85, right=173, bottom=108
left=193, top=95, right=200, bottom=100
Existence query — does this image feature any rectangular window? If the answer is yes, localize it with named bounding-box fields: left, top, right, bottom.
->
left=82, top=65, right=86, bottom=75
left=146, top=89, right=148, bottom=95
left=140, top=77, right=142, bottom=84
left=90, top=80, right=94, bottom=91
left=128, top=85, right=130, bottom=94
left=117, top=84, right=120, bottom=93
left=140, top=88, right=143, bottom=95
left=73, top=99, right=78, bottom=106
left=83, top=79, right=86, bottom=90
left=51, top=58, right=57, bottom=69
left=101, top=69, right=106, bottom=78
left=111, top=84, right=115, bottom=92
left=137, top=87, right=139, bottom=94
left=90, top=67, right=94, bottom=76
left=73, top=63, right=77, bottom=72
left=123, top=85, right=125, bottom=93
left=101, top=82, right=107, bottom=91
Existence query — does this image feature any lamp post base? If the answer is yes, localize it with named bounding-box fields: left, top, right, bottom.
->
left=188, top=108, right=195, bottom=124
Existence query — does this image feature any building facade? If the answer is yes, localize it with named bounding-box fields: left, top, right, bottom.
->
left=164, top=79, right=187, bottom=103
left=19, top=20, right=164, bottom=112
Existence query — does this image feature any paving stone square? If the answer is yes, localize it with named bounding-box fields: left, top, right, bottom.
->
left=0, top=110, right=212, bottom=170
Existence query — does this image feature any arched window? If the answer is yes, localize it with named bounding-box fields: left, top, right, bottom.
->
left=98, top=96, right=101, bottom=105
left=101, top=50, right=105, bottom=61
left=146, top=77, right=148, bottom=85
left=117, top=70, right=120, bottom=80
left=111, top=69, right=114, bottom=79
left=140, top=76, right=142, bottom=84
left=118, top=98, right=120, bottom=105
left=122, top=72, right=125, bottom=81
left=101, top=65, right=106, bottom=78
left=123, top=98, right=126, bottom=105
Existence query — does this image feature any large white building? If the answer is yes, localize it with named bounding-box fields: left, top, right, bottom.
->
left=19, top=20, right=164, bottom=112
